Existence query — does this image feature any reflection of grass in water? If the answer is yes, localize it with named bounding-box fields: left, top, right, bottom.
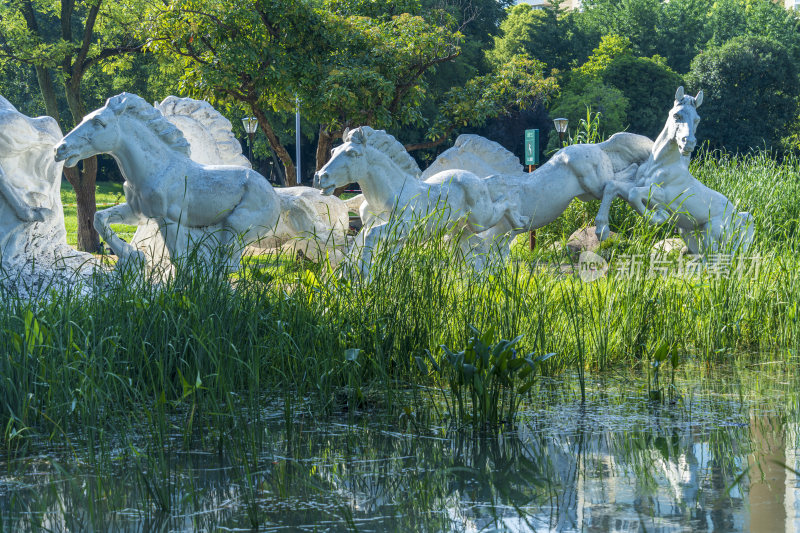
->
left=3, top=368, right=787, bottom=531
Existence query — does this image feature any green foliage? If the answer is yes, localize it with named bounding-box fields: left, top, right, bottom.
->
left=561, top=34, right=683, bottom=139
left=707, top=0, right=800, bottom=65
left=487, top=1, right=596, bottom=73
left=547, top=77, right=628, bottom=148
left=602, top=54, right=683, bottom=138
left=428, top=55, right=558, bottom=146
left=325, top=0, right=422, bottom=18
left=430, top=326, right=554, bottom=428
left=687, top=35, right=799, bottom=152
left=0, top=61, right=42, bottom=116
left=576, top=34, right=632, bottom=79
left=580, top=0, right=713, bottom=73
left=0, top=0, right=145, bottom=122
left=647, top=341, right=681, bottom=402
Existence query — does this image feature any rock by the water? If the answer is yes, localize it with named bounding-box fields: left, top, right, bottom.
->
left=567, top=226, right=615, bottom=256
left=652, top=238, right=688, bottom=256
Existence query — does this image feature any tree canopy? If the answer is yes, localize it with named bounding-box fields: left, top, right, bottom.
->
left=687, top=35, right=799, bottom=153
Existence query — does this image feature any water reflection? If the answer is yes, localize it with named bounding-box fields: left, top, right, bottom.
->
left=1, top=368, right=799, bottom=532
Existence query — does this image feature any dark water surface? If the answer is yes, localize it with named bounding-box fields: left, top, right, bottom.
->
left=1, top=364, right=799, bottom=531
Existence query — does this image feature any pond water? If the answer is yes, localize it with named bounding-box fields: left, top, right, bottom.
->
left=1, top=364, right=799, bottom=532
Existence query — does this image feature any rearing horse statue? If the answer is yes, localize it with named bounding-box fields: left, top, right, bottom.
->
left=596, top=87, right=754, bottom=254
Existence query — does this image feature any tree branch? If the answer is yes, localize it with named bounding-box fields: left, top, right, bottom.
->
left=81, top=43, right=146, bottom=71
left=388, top=50, right=460, bottom=114
left=61, top=0, right=75, bottom=43
left=404, top=126, right=456, bottom=152
left=74, top=0, right=103, bottom=74
left=254, top=7, right=280, bottom=39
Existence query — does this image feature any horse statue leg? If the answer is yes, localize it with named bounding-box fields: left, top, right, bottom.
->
left=678, top=226, right=702, bottom=255
left=94, top=203, right=147, bottom=268
left=357, top=222, right=388, bottom=280
left=706, top=211, right=755, bottom=254
left=594, top=164, right=640, bottom=241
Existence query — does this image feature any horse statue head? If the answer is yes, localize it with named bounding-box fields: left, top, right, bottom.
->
left=666, top=86, right=704, bottom=157
left=314, top=126, right=420, bottom=196
left=55, top=92, right=190, bottom=168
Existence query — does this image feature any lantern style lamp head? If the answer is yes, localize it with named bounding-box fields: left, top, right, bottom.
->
left=242, top=117, right=258, bottom=134
left=553, top=118, right=569, bottom=134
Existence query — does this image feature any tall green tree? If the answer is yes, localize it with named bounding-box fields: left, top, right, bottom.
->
left=487, top=1, right=596, bottom=74
left=548, top=34, right=681, bottom=141
left=580, top=0, right=712, bottom=73
left=147, top=0, right=554, bottom=180
left=706, top=0, right=800, bottom=66
left=146, top=0, right=465, bottom=182
left=0, top=0, right=143, bottom=251
left=687, top=35, right=799, bottom=152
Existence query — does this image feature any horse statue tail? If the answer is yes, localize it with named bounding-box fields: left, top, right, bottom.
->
left=598, top=132, right=654, bottom=174
left=421, top=134, right=524, bottom=180
left=155, top=96, right=251, bottom=168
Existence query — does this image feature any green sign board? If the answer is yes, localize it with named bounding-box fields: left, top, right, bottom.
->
left=524, top=129, right=539, bottom=166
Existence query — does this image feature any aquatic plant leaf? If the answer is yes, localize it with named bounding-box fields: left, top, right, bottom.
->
left=654, top=342, right=670, bottom=363
left=536, top=352, right=556, bottom=363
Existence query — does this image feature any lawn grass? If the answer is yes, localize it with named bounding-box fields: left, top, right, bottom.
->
left=60, top=179, right=136, bottom=247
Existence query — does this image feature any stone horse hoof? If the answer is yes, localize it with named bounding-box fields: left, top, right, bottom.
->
left=116, top=248, right=147, bottom=272
left=595, top=224, right=611, bottom=242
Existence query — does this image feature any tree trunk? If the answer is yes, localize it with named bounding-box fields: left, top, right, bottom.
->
left=33, top=66, right=62, bottom=123
left=269, top=150, right=285, bottom=186
left=252, top=107, right=296, bottom=186
left=316, top=125, right=350, bottom=195
left=62, top=76, right=101, bottom=252
left=315, top=125, right=335, bottom=171
left=64, top=158, right=100, bottom=253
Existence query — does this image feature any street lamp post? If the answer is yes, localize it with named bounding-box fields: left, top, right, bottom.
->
left=553, top=117, right=569, bottom=146
left=241, top=116, right=258, bottom=165
left=295, top=95, right=301, bottom=186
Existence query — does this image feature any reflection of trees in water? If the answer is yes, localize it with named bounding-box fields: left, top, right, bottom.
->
left=4, top=394, right=796, bottom=532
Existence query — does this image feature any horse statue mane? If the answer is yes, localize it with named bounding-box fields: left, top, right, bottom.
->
left=107, top=93, right=191, bottom=157
left=347, top=126, right=421, bottom=178
left=155, top=96, right=250, bottom=167
left=421, top=134, right=523, bottom=180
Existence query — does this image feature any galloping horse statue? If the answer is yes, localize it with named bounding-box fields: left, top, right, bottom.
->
left=596, top=87, right=754, bottom=254
left=314, top=126, right=531, bottom=277
left=55, top=93, right=284, bottom=271
left=466, top=131, right=655, bottom=263
left=132, top=95, right=350, bottom=268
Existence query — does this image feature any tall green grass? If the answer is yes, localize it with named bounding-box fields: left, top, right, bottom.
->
left=2, top=151, right=800, bottom=449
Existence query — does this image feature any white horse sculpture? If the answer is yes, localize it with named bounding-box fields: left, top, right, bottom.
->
left=441, top=132, right=654, bottom=264
left=339, top=133, right=526, bottom=229
left=55, top=93, right=283, bottom=271
left=314, top=127, right=531, bottom=276
left=0, top=95, right=95, bottom=291
left=596, top=87, right=754, bottom=254
left=131, top=96, right=349, bottom=267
